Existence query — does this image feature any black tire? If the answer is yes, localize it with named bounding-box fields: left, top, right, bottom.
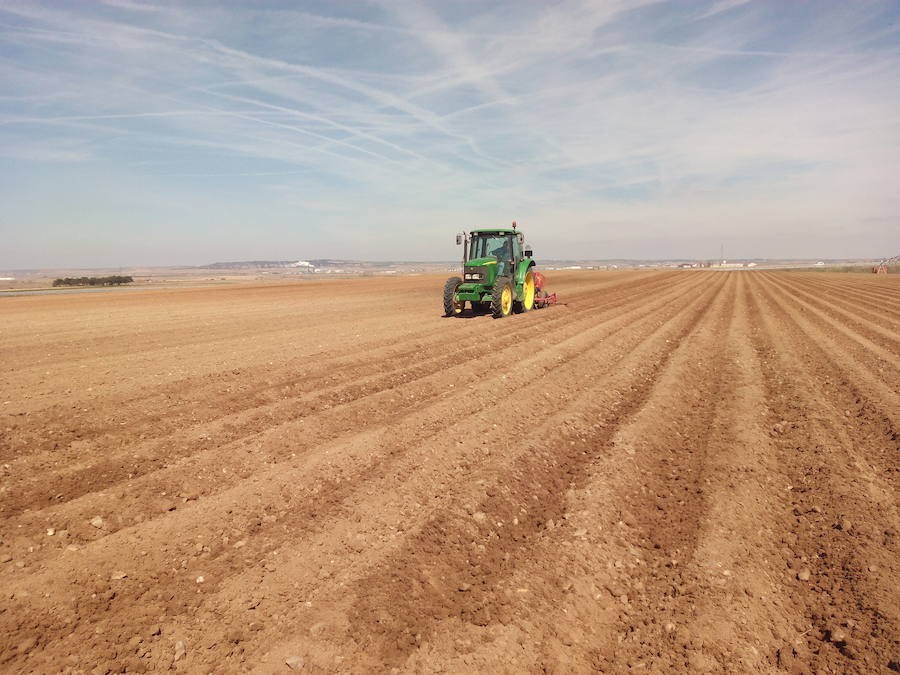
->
left=490, top=277, right=513, bottom=319
left=443, top=276, right=463, bottom=316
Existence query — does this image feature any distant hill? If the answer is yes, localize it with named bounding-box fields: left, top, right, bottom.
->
left=198, top=259, right=365, bottom=269
left=199, top=260, right=300, bottom=269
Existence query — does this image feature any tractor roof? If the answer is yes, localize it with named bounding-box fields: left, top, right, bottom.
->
left=471, top=228, right=517, bottom=234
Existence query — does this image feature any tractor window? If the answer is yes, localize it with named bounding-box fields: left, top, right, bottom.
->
left=470, top=234, right=513, bottom=261
left=512, top=236, right=522, bottom=259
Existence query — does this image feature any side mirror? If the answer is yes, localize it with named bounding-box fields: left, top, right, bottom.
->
left=456, top=233, right=463, bottom=245
left=524, top=247, right=533, bottom=258
left=517, top=232, right=524, bottom=244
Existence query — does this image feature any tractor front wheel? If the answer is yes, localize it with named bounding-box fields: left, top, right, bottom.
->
left=491, top=277, right=514, bottom=319
left=443, top=277, right=464, bottom=316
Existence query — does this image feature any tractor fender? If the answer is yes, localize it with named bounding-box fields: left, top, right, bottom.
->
left=515, top=259, right=535, bottom=297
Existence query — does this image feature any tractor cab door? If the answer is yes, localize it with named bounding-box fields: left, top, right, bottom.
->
left=500, top=234, right=524, bottom=279
left=511, top=234, right=523, bottom=263
left=494, top=234, right=518, bottom=278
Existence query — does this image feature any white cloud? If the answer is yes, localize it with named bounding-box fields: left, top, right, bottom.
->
left=698, top=0, right=752, bottom=21
left=0, top=0, right=897, bottom=266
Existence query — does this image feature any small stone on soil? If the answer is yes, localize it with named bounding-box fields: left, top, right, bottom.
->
left=285, top=655, right=305, bottom=670
left=89, top=516, right=104, bottom=529
left=829, top=627, right=848, bottom=644
left=173, top=640, right=186, bottom=662
left=797, top=568, right=811, bottom=581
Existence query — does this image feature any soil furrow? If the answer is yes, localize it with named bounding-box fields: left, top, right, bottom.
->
left=2, top=270, right=896, bottom=674
left=0, top=274, right=708, bottom=531
left=783, top=276, right=900, bottom=330
left=0, top=273, right=716, bottom=671
left=787, top=274, right=900, bottom=313
left=743, top=274, right=900, bottom=673
left=0, top=271, right=689, bottom=466
left=762, top=273, right=900, bottom=360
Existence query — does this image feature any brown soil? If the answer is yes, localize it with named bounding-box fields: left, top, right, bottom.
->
left=1, top=270, right=898, bottom=674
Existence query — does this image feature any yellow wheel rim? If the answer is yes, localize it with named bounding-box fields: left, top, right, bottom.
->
left=523, top=271, right=535, bottom=310
left=501, top=285, right=512, bottom=315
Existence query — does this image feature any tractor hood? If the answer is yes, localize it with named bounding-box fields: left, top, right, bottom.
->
left=465, top=256, right=497, bottom=267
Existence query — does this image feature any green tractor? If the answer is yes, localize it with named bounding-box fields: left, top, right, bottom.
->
left=443, top=222, right=553, bottom=318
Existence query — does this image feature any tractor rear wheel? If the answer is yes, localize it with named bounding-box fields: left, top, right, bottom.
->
left=514, top=269, right=536, bottom=313
left=491, top=277, right=514, bottom=318
left=443, top=277, right=464, bottom=316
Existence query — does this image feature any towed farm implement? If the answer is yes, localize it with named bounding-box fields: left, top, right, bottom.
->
left=873, top=255, right=900, bottom=274
left=443, top=222, right=557, bottom=318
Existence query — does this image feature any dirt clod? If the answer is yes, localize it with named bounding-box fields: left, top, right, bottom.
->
left=285, top=655, right=305, bottom=670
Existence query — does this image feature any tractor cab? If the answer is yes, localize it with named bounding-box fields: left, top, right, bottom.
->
left=464, top=229, right=524, bottom=279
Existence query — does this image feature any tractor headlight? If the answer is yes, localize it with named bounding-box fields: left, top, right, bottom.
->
left=464, top=267, right=486, bottom=281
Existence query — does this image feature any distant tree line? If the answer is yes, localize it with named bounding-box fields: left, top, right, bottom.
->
left=52, top=275, right=135, bottom=287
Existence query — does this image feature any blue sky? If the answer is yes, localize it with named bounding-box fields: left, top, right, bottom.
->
left=1, top=0, right=898, bottom=268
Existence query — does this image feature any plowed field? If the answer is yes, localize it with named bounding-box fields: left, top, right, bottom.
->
left=1, top=270, right=898, bottom=673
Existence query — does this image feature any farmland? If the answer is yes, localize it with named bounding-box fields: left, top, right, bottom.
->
left=1, top=270, right=898, bottom=673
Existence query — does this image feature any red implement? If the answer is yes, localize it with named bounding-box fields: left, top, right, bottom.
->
left=531, top=271, right=557, bottom=307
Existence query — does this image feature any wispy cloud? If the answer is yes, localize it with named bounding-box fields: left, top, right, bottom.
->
left=698, top=0, right=752, bottom=21
left=0, top=0, right=898, bottom=267
left=1, top=139, right=94, bottom=162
